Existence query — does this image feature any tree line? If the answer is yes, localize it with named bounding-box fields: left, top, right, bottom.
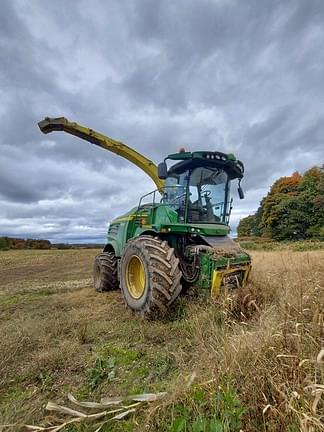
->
left=0, top=237, right=51, bottom=250
left=0, top=237, right=104, bottom=250
left=238, top=166, right=324, bottom=241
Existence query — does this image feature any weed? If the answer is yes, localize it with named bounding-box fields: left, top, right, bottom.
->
left=87, top=357, right=116, bottom=389
left=150, top=355, right=174, bottom=380
left=37, top=371, right=55, bottom=392
left=166, top=385, right=246, bottom=432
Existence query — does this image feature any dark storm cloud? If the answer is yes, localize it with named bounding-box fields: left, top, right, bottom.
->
left=0, top=0, right=323, bottom=241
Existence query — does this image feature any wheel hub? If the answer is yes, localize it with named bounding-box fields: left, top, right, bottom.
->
left=126, top=255, right=146, bottom=299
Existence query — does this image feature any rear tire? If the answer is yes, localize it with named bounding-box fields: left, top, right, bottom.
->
left=120, top=236, right=182, bottom=319
left=93, top=252, right=118, bottom=292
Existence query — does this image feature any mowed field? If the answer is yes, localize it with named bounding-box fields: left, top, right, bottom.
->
left=0, top=249, right=323, bottom=431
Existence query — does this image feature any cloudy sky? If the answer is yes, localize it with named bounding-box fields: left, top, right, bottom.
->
left=1, top=0, right=323, bottom=243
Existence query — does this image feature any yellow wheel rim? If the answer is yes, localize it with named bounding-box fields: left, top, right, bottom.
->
left=126, top=255, right=146, bottom=299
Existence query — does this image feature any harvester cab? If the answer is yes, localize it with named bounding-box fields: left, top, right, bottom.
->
left=38, top=117, right=251, bottom=319
left=158, top=150, right=244, bottom=225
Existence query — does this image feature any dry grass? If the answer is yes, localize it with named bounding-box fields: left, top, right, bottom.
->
left=145, top=251, right=324, bottom=431
left=0, top=249, right=323, bottom=431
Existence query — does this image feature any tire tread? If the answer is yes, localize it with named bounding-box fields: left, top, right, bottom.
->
left=120, top=235, right=182, bottom=318
left=94, top=252, right=118, bottom=292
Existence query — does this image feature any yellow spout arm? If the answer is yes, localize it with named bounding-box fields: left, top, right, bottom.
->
left=38, top=117, right=164, bottom=191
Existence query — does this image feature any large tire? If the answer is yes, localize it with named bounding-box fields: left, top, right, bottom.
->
left=120, top=236, right=182, bottom=319
left=93, top=252, right=118, bottom=292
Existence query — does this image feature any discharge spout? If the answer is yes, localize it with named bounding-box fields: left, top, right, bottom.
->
left=38, top=117, right=164, bottom=192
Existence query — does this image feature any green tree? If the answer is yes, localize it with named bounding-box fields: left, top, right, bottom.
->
left=297, top=166, right=324, bottom=238
left=0, top=237, right=9, bottom=250
left=237, top=215, right=257, bottom=237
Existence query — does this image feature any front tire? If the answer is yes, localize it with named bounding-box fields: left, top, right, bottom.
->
left=93, top=252, right=118, bottom=292
left=120, top=236, right=182, bottom=319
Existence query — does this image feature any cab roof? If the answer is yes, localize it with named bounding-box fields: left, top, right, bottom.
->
left=167, top=151, right=244, bottom=180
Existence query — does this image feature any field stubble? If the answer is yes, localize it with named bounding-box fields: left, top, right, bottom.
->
left=0, top=248, right=323, bottom=431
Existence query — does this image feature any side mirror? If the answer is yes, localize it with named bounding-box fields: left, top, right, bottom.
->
left=158, top=162, right=168, bottom=179
left=238, top=186, right=244, bottom=199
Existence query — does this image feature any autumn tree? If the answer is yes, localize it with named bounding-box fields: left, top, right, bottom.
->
left=238, top=167, right=324, bottom=240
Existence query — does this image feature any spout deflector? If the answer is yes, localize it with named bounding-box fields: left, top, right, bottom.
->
left=38, top=117, right=69, bottom=134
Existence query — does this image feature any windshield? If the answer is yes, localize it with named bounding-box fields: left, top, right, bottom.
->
left=162, top=167, right=231, bottom=224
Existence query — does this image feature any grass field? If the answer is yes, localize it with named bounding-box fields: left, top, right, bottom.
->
left=0, top=248, right=323, bottom=431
